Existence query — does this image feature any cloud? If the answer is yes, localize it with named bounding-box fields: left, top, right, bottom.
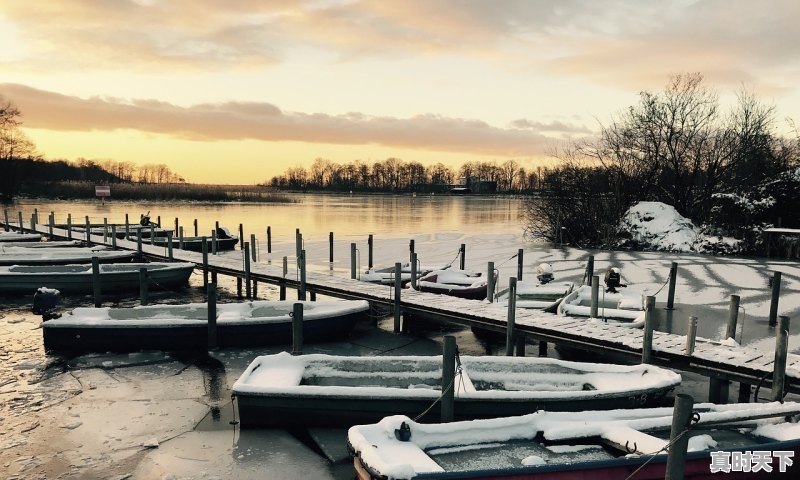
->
left=3, top=83, right=587, bottom=156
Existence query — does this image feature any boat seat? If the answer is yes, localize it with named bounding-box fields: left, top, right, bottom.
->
left=617, top=297, right=641, bottom=311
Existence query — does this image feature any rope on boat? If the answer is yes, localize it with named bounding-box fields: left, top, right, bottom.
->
left=648, top=269, right=671, bottom=297
left=495, top=253, right=518, bottom=268
left=412, top=347, right=464, bottom=422
left=444, top=249, right=462, bottom=268
left=621, top=411, right=701, bottom=480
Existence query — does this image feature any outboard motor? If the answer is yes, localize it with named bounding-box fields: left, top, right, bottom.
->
left=33, top=287, right=61, bottom=320
left=216, top=227, right=233, bottom=239
left=604, top=267, right=626, bottom=293
left=536, top=263, right=555, bottom=284
left=139, top=211, right=159, bottom=227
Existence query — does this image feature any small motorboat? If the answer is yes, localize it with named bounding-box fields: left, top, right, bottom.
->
left=348, top=402, right=800, bottom=479
left=42, top=300, right=369, bottom=351
left=495, top=263, right=574, bottom=312
left=0, top=231, right=42, bottom=242
left=557, top=267, right=646, bottom=327
left=149, top=227, right=239, bottom=252
left=413, top=269, right=497, bottom=300
left=0, top=240, right=88, bottom=248
left=362, top=263, right=451, bottom=285
left=0, top=247, right=134, bottom=266
left=232, top=353, right=680, bottom=427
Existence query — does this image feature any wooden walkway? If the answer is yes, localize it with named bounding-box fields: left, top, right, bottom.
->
left=7, top=222, right=800, bottom=395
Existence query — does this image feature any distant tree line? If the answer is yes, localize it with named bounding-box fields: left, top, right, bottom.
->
left=267, top=157, right=549, bottom=193
left=525, top=73, right=800, bottom=253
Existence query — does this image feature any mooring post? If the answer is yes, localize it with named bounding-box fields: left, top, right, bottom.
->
left=515, top=335, right=525, bottom=357
left=250, top=233, right=257, bottom=262
left=586, top=255, right=594, bottom=286
left=538, top=340, right=547, bottom=357
left=201, top=237, right=209, bottom=286
left=91, top=256, right=102, bottom=307
left=590, top=275, right=600, bottom=318
left=350, top=243, right=357, bottom=279
left=292, top=303, right=304, bottom=355
left=237, top=277, right=242, bottom=299
left=726, top=295, right=741, bottom=341
left=641, top=295, right=656, bottom=364
left=179, top=227, right=184, bottom=249
left=709, top=377, right=729, bottom=404
left=295, top=228, right=302, bottom=259
left=174, top=217, right=178, bottom=235
left=124, top=217, right=129, bottom=240
left=769, top=271, right=782, bottom=327
left=666, top=261, right=678, bottom=309
left=102, top=218, right=108, bottom=244
left=136, top=233, right=143, bottom=259
left=111, top=226, right=117, bottom=249
left=505, top=277, right=517, bottom=356
left=772, top=315, right=790, bottom=402
left=18, top=211, right=24, bottom=233
left=157, top=215, right=161, bottom=228
left=410, top=252, right=418, bottom=290
left=207, top=282, right=217, bottom=350
left=266, top=226, right=272, bottom=253
left=166, top=232, right=174, bottom=260
left=48, top=212, right=54, bottom=239
left=298, top=249, right=307, bottom=301
left=193, top=219, right=198, bottom=237
left=367, top=234, right=373, bottom=268
left=280, top=256, right=288, bottom=300
left=238, top=224, right=244, bottom=250
left=459, top=243, right=466, bottom=270
left=149, top=224, right=155, bottom=245
left=517, top=248, right=524, bottom=280
left=67, top=213, right=73, bottom=240
left=139, top=267, right=148, bottom=306
left=2, top=209, right=8, bottom=231
left=215, top=221, right=219, bottom=232
left=487, top=261, right=495, bottom=302
left=664, top=394, right=694, bottom=480
left=211, top=229, right=218, bottom=254
left=441, top=335, right=456, bottom=423
left=394, top=262, right=402, bottom=333
left=738, top=383, right=752, bottom=403
left=85, top=216, right=91, bottom=244
left=244, top=242, right=252, bottom=300
left=30, top=213, right=36, bottom=233
left=329, top=232, right=334, bottom=263
left=686, top=316, right=698, bottom=355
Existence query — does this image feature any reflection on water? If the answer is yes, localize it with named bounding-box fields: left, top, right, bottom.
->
left=17, top=194, right=524, bottom=239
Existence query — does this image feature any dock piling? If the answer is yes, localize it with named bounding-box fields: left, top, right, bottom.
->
left=139, top=267, right=148, bottom=306
left=174, top=218, right=178, bottom=235
left=18, top=211, right=24, bottom=233
left=410, top=253, right=418, bottom=290
left=296, top=229, right=302, bottom=259
left=769, top=271, right=781, bottom=327
left=3, top=209, right=8, bottom=231
left=292, top=303, right=303, bottom=355
left=685, top=316, right=698, bottom=355
left=67, top=214, right=72, bottom=239
left=102, top=218, right=108, bottom=244
left=48, top=212, right=54, bottom=239
left=394, top=262, right=402, bottom=333
left=515, top=335, right=525, bottom=357
left=211, top=229, right=218, bottom=254
left=329, top=232, right=334, bottom=263
left=505, top=277, right=517, bottom=356
left=367, top=234, right=373, bottom=268
left=772, top=315, right=790, bottom=402
left=586, top=255, right=594, bottom=286
left=250, top=234, right=257, bottom=262
left=239, top=224, right=244, bottom=249
left=441, top=335, right=456, bottom=423
left=166, top=232, right=174, bottom=260
left=666, top=262, right=678, bottom=309
left=111, top=226, right=117, bottom=248
left=298, top=250, right=307, bottom=301
left=244, top=242, right=252, bottom=299
left=85, top=216, right=91, bottom=244
left=641, top=296, right=656, bottom=364
left=664, top=394, right=694, bottom=480
left=590, top=275, right=599, bottom=318
left=459, top=243, right=466, bottom=270
left=202, top=237, right=209, bottom=286
left=725, top=295, right=741, bottom=341
left=350, top=243, right=357, bottom=279
left=124, top=217, right=129, bottom=240
left=487, top=261, right=495, bottom=302
left=280, top=256, right=288, bottom=300
left=179, top=227, right=184, bottom=249
left=207, top=282, right=217, bottom=350
left=267, top=226, right=272, bottom=253
left=517, top=248, right=523, bottom=280
left=193, top=219, right=198, bottom=237
left=91, top=257, right=102, bottom=307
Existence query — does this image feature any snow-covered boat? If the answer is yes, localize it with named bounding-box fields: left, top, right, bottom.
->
left=413, top=269, right=497, bottom=300
left=362, top=263, right=451, bottom=285
left=0, top=231, right=42, bottom=242
left=0, top=262, right=195, bottom=294
left=42, top=300, right=369, bottom=351
left=556, top=268, right=646, bottom=327
left=149, top=227, right=239, bottom=252
left=348, top=402, right=800, bottom=479
left=495, top=264, right=574, bottom=311
left=0, top=240, right=89, bottom=248
left=232, top=353, right=680, bottom=427
left=0, top=247, right=135, bottom=266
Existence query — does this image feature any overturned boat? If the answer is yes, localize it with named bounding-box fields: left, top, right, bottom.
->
left=42, top=300, right=369, bottom=351
left=232, top=353, right=680, bottom=427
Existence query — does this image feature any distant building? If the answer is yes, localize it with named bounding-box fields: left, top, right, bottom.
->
left=448, top=177, right=497, bottom=194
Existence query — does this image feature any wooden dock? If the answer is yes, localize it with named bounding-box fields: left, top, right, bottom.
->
left=5, top=219, right=800, bottom=397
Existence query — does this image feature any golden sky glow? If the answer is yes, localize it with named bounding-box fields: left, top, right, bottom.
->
left=2, top=0, right=799, bottom=184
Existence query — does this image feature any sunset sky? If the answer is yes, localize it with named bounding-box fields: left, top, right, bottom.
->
left=2, top=0, right=799, bottom=184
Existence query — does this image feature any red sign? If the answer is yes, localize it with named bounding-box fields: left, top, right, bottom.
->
left=95, top=185, right=111, bottom=197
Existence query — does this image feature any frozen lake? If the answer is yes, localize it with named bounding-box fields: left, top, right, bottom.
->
left=1, top=194, right=798, bottom=479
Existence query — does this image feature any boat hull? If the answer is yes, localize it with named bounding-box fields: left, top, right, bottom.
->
left=151, top=236, right=239, bottom=252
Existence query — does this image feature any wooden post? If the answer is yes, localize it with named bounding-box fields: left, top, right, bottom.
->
left=280, top=256, right=288, bottom=300
left=641, top=296, right=656, bottom=364
left=590, top=275, right=600, bottom=318
left=124, top=216, right=129, bottom=240
left=292, top=303, right=303, bottom=355
left=538, top=341, right=547, bottom=357
left=207, top=282, right=217, bottom=350
left=267, top=226, right=272, bottom=253
left=193, top=219, right=198, bottom=237
left=487, top=261, right=495, bottom=302
left=67, top=214, right=72, bottom=239
left=586, top=255, right=594, bottom=286
left=237, top=277, right=242, bottom=299
left=664, top=394, right=694, bottom=480
left=409, top=239, right=415, bottom=258
left=725, top=295, right=740, bottom=341
left=666, top=262, right=678, bottom=310
left=111, top=226, right=117, bottom=248
left=157, top=215, right=161, bottom=228
left=505, top=277, right=517, bottom=356
left=211, top=229, right=218, bottom=254
left=85, top=216, right=91, bottom=244
left=250, top=234, right=257, bottom=262
left=350, top=242, right=357, bottom=279
left=30, top=213, right=36, bottom=234
left=91, top=257, right=102, bottom=307
left=517, top=248, right=524, bottom=280
left=166, top=232, right=174, bottom=260
left=48, top=212, right=54, bottom=239
left=769, top=271, right=781, bottom=327
left=295, top=228, right=302, bottom=259
left=103, top=218, right=108, bottom=244
left=179, top=226, right=184, bottom=249
left=367, top=234, right=373, bottom=268
left=244, top=242, right=252, bottom=300
left=201, top=237, right=209, bottom=286
left=238, top=224, right=244, bottom=250
left=329, top=232, right=334, bottom=263
left=136, top=233, right=143, bottom=258
left=2, top=209, right=8, bottom=231
left=394, top=262, right=402, bottom=333
left=709, top=377, right=729, bottom=404
left=738, top=383, right=751, bottom=403
left=139, top=267, right=148, bottom=306
left=174, top=217, right=179, bottom=235
left=772, top=315, right=790, bottom=402
left=149, top=224, right=155, bottom=245
left=515, top=335, right=525, bottom=357
left=298, top=249, right=306, bottom=301
left=459, top=243, right=466, bottom=270
left=18, top=211, right=24, bottom=233
left=685, top=316, right=698, bottom=355
left=441, top=335, right=456, bottom=423
left=410, top=252, right=418, bottom=290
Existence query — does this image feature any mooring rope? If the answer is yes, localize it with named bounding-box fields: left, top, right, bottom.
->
left=622, top=411, right=700, bottom=480
left=413, top=348, right=464, bottom=422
